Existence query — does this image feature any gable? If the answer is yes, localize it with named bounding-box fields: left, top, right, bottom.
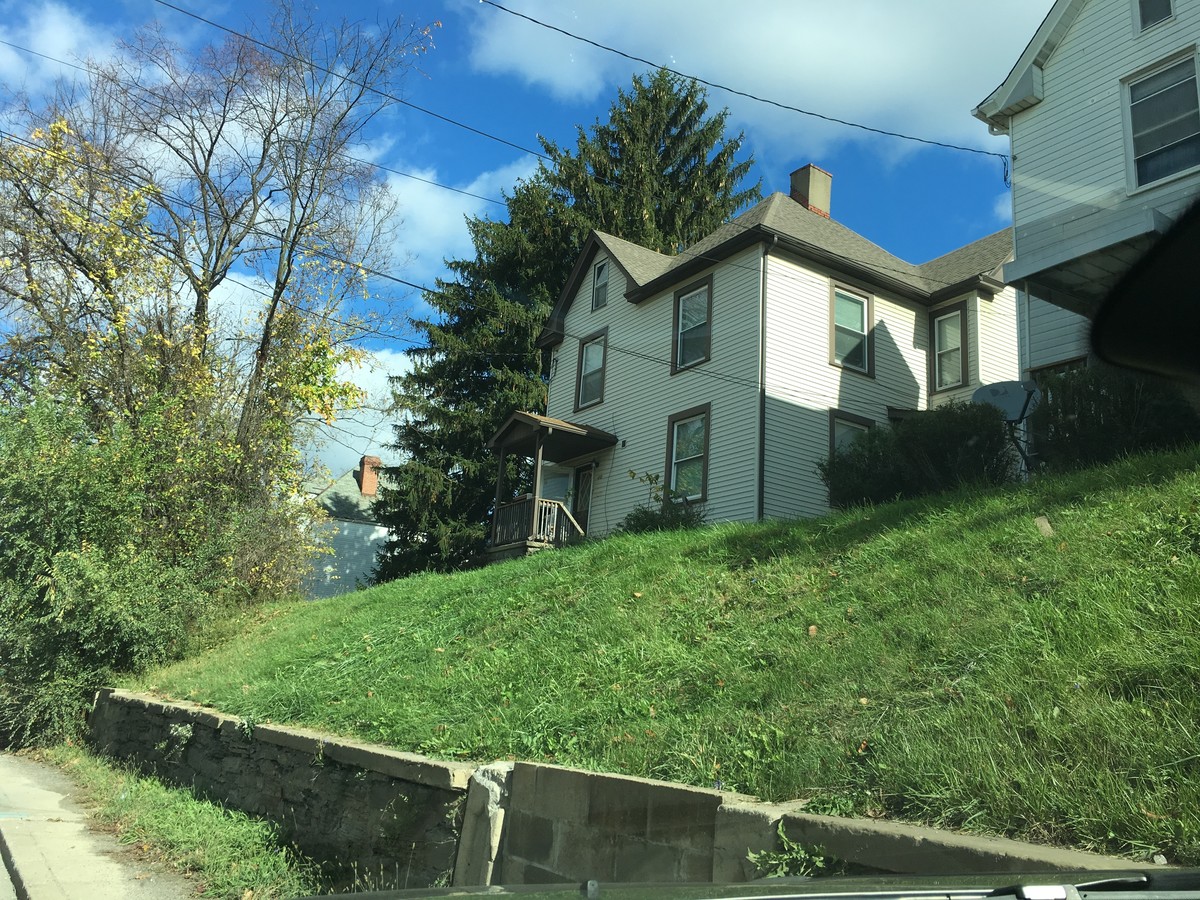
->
left=538, top=231, right=672, bottom=349
left=973, top=0, right=1088, bottom=132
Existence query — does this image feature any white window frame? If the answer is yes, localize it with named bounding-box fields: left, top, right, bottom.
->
left=575, top=330, right=607, bottom=410
left=931, top=304, right=967, bottom=392
left=1124, top=51, right=1200, bottom=190
left=671, top=277, right=712, bottom=373
left=665, top=404, right=709, bottom=502
left=831, top=286, right=872, bottom=376
left=1135, top=0, right=1173, bottom=31
left=830, top=414, right=872, bottom=454
left=592, top=260, right=608, bottom=310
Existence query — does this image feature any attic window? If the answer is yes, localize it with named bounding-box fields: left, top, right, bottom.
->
left=592, top=261, right=608, bottom=310
left=1139, top=0, right=1172, bottom=29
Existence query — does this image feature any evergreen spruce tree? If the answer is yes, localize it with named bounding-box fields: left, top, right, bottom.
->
left=374, top=70, right=760, bottom=577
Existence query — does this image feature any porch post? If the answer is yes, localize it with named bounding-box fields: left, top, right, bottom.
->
left=531, top=433, right=544, bottom=541
left=492, top=445, right=507, bottom=544
left=532, top=433, right=544, bottom=504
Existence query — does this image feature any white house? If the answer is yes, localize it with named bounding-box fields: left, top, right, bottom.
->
left=302, top=455, right=388, bottom=598
left=973, top=0, right=1200, bottom=375
left=485, top=167, right=1020, bottom=559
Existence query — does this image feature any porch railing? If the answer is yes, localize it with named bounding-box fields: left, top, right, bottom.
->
left=492, top=496, right=584, bottom=547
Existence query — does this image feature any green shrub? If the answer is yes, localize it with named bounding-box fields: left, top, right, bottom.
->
left=819, top=402, right=1015, bottom=509
left=0, top=393, right=308, bottom=747
left=817, top=426, right=906, bottom=509
left=893, top=401, right=1016, bottom=494
left=1030, top=365, right=1200, bottom=471
left=618, top=471, right=706, bottom=533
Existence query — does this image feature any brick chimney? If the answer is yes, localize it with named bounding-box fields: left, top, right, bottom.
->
left=357, top=455, right=382, bottom=498
left=790, top=164, right=832, bottom=218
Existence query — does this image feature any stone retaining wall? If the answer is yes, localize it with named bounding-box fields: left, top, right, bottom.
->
left=88, top=689, right=473, bottom=890
left=89, top=690, right=1134, bottom=891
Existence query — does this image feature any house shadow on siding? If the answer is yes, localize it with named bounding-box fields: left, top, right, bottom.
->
left=719, top=320, right=924, bottom=567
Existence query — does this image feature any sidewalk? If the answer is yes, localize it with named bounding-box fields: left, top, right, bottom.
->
left=0, top=753, right=193, bottom=900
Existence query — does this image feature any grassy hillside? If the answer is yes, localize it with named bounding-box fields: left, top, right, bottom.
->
left=137, top=448, right=1200, bottom=865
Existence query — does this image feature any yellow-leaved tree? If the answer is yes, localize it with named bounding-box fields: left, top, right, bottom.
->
left=0, top=4, right=434, bottom=745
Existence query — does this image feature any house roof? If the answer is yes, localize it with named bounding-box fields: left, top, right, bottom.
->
left=538, top=191, right=1014, bottom=348
left=488, top=411, right=618, bottom=463
left=972, top=0, right=1084, bottom=132
left=304, top=468, right=384, bottom=525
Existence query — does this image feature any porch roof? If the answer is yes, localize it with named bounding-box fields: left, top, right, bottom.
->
left=488, top=411, right=617, bottom=463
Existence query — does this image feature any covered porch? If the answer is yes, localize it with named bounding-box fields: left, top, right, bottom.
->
left=486, top=411, right=617, bottom=562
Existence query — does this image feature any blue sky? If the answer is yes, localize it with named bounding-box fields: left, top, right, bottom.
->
left=0, top=0, right=1051, bottom=475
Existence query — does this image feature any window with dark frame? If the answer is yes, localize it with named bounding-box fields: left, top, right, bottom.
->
left=931, top=305, right=967, bottom=391
left=1139, top=0, right=1173, bottom=29
left=1129, top=57, right=1200, bottom=186
left=672, top=279, right=712, bottom=372
left=832, top=288, right=870, bottom=374
left=829, top=410, right=874, bottom=456
left=666, top=405, right=709, bottom=502
left=576, top=331, right=607, bottom=409
left=592, top=261, right=608, bottom=310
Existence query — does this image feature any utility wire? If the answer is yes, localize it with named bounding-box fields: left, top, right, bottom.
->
left=150, top=0, right=551, bottom=162
left=0, top=38, right=508, bottom=211
left=0, top=122, right=997, bottom=403
left=479, top=0, right=1009, bottom=163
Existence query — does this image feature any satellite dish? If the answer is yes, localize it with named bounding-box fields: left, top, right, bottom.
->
left=972, top=380, right=1041, bottom=424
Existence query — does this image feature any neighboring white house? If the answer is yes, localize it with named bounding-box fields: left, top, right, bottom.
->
left=302, top=455, right=388, bottom=598
left=973, top=0, right=1200, bottom=375
left=485, top=166, right=1020, bottom=559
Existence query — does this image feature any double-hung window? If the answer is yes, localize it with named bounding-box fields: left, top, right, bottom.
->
left=1129, top=57, right=1200, bottom=187
left=672, top=278, right=712, bottom=372
left=592, top=261, right=609, bottom=310
left=930, top=303, right=967, bottom=391
left=666, top=404, right=709, bottom=502
left=831, top=287, right=871, bottom=374
left=575, top=330, right=607, bottom=410
left=1138, top=0, right=1172, bottom=29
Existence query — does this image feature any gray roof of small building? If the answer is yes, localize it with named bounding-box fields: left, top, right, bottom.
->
left=304, top=469, right=384, bottom=525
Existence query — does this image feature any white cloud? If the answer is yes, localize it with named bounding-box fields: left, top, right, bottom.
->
left=306, top=346, right=413, bottom=477
left=386, top=155, right=539, bottom=290
left=467, top=0, right=1048, bottom=159
left=993, top=191, right=1013, bottom=225
left=0, top=2, right=116, bottom=99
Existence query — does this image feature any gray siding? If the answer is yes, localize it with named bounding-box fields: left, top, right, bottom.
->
left=304, top=520, right=388, bottom=599
left=1019, top=289, right=1090, bottom=373
left=546, top=247, right=763, bottom=537
left=1011, top=0, right=1200, bottom=270
left=761, top=252, right=927, bottom=519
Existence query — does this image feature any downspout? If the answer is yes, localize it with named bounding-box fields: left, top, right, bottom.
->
left=757, top=235, right=777, bottom=521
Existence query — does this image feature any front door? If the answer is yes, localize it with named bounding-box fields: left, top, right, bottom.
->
left=572, top=466, right=594, bottom=534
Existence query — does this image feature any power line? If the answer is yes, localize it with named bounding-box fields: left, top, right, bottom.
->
left=10, top=9, right=989, bottom=292
left=479, top=0, right=1009, bottom=163
left=150, top=0, right=551, bottom=163
left=0, top=38, right=509, bottom=211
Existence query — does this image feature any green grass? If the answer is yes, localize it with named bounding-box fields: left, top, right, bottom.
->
left=136, top=447, right=1200, bottom=866
left=43, top=745, right=321, bottom=899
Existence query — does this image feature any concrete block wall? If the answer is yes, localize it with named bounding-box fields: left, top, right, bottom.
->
left=495, top=762, right=735, bottom=884
left=88, top=689, right=474, bottom=891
